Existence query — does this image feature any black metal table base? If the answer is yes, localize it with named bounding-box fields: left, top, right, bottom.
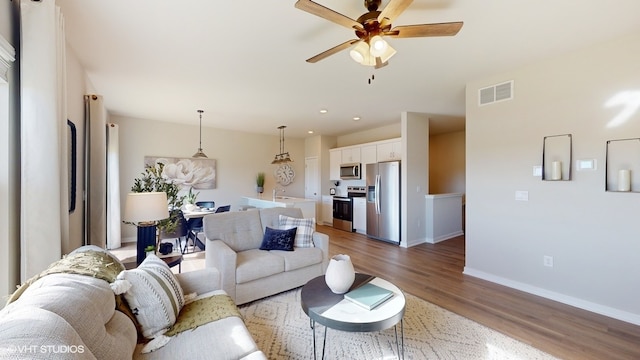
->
left=310, top=319, right=404, bottom=360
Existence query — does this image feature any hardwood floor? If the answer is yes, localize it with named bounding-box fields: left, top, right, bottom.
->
left=319, top=224, right=640, bottom=360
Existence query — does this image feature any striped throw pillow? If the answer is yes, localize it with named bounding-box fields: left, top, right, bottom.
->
left=279, top=215, right=315, bottom=248
left=118, top=255, right=185, bottom=339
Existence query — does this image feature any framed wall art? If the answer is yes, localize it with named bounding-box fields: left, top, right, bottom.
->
left=145, top=156, right=217, bottom=189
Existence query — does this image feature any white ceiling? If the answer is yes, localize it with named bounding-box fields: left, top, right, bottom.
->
left=56, top=0, right=640, bottom=138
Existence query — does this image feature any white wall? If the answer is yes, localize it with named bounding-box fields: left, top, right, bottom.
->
left=113, top=115, right=306, bottom=241
left=0, top=0, right=19, bottom=302
left=465, top=32, right=640, bottom=324
left=64, top=44, right=92, bottom=253
left=337, top=123, right=400, bottom=147
left=402, top=112, right=429, bottom=247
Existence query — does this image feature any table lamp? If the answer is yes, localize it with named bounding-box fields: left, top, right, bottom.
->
left=124, top=192, right=169, bottom=264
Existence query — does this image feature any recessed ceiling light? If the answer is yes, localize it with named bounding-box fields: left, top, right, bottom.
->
left=353, top=116, right=361, bottom=121
left=319, top=109, right=328, bottom=114
left=308, top=130, right=314, bottom=134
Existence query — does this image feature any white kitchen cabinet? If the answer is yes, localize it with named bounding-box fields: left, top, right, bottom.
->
left=361, top=145, right=377, bottom=165
left=341, top=147, right=361, bottom=164
left=352, top=197, right=366, bottom=234
left=322, top=195, right=333, bottom=225
left=377, top=140, right=402, bottom=161
left=329, top=149, right=341, bottom=180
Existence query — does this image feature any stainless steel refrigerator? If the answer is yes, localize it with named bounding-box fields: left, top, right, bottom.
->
left=366, top=161, right=400, bottom=244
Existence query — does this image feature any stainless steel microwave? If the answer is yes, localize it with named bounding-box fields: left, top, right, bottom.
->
left=340, top=163, right=361, bottom=180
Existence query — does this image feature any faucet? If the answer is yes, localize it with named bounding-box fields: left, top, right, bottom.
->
left=272, top=188, right=284, bottom=201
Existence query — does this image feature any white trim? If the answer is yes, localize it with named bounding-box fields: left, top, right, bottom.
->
left=0, top=34, right=15, bottom=83
left=463, top=267, right=640, bottom=326
left=427, top=230, right=464, bottom=244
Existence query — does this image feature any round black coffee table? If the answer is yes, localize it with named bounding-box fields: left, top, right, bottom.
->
left=301, top=273, right=405, bottom=360
left=123, top=254, right=183, bottom=273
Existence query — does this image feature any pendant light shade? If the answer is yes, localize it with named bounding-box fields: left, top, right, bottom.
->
left=271, top=125, right=293, bottom=164
left=193, top=109, right=208, bottom=158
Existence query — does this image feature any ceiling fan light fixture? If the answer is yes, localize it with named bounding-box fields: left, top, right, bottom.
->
left=369, top=35, right=388, bottom=57
left=349, top=41, right=369, bottom=64
left=380, top=44, right=397, bottom=63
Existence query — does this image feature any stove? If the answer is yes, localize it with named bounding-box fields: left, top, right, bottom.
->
left=332, top=186, right=366, bottom=232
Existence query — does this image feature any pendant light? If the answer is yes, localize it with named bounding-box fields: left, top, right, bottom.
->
left=271, top=125, right=293, bottom=164
left=192, top=109, right=208, bottom=158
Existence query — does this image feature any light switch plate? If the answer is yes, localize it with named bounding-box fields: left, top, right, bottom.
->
left=515, top=190, right=529, bottom=201
left=533, top=166, right=542, bottom=176
left=576, top=159, right=596, bottom=171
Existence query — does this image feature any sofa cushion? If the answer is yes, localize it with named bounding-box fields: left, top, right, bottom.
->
left=258, top=207, right=305, bottom=231
left=203, top=211, right=264, bottom=252
left=279, top=215, right=315, bottom=248
left=133, top=316, right=263, bottom=360
left=236, top=250, right=284, bottom=284
left=272, top=247, right=324, bottom=271
left=0, top=306, right=93, bottom=359
left=1, top=273, right=137, bottom=359
left=118, top=255, right=185, bottom=339
left=259, top=227, right=297, bottom=251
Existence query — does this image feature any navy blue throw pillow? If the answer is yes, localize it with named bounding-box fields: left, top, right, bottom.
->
left=260, top=227, right=297, bottom=251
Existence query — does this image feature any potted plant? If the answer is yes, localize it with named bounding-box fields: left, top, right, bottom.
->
left=144, top=245, right=156, bottom=257
left=256, top=172, right=265, bottom=194
left=130, top=162, right=185, bottom=235
left=184, top=187, right=199, bottom=210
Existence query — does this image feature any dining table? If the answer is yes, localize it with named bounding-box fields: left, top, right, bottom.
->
left=182, top=209, right=216, bottom=220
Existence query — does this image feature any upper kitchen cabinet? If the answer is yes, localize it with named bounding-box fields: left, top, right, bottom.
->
left=329, top=149, right=341, bottom=180
left=341, top=147, right=361, bottom=164
left=361, top=145, right=377, bottom=165
left=377, top=140, right=402, bottom=162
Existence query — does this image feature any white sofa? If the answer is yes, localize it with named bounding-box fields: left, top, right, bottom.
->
left=0, top=247, right=265, bottom=360
left=204, top=207, right=329, bottom=305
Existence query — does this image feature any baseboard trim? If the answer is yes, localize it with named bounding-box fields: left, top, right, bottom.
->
left=463, top=267, right=640, bottom=326
left=427, top=230, right=464, bottom=244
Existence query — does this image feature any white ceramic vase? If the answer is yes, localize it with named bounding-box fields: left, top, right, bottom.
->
left=325, top=254, right=355, bottom=294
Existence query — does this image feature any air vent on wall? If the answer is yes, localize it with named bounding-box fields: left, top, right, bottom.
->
left=478, top=80, right=513, bottom=106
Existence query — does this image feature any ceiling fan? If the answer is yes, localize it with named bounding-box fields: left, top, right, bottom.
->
left=295, top=0, right=463, bottom=69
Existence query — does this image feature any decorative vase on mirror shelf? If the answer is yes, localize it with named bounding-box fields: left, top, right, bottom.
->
left=325, top=254, right=355, bottom=294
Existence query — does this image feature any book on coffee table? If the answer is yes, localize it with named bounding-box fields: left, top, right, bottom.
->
left=344, top=283, right=394, bottom=310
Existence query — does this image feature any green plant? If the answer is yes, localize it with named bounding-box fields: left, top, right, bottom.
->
left=185, top=187, right=199, bottom=204
left=144, top=245, right=155, bottom=253
left=130, top=162, right=185, bottom=233
left=256, top=172, right=265, bottom=187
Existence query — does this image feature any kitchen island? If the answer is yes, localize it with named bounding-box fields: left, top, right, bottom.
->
left=240, top=196, right=316, bottom=221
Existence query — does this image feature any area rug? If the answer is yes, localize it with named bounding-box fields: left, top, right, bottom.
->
left=239, top=289, right=558, bottom=360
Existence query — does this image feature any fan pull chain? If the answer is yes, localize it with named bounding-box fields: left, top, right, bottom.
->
left=368, top=74, right=375, bottom=84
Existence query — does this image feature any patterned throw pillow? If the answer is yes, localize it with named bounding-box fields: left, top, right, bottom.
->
left=117, top=255, right=185, bottom=339
left=260, top=227, right=297, bottom=251
left=279, top=215, right=315, bottom=248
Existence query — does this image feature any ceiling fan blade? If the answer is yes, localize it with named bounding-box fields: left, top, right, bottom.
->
left=387, top=22, right=463, bottom=38
left=378, top=0, right=414, bottom=24
left=295, top=0, right=363, bottom=30
left=306, top=39, right=362, bottom=63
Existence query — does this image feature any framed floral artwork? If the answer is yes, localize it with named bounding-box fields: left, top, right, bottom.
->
left=144, top=156, right=217, bottom=189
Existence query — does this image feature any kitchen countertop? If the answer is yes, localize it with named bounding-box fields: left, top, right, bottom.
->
left=241, top=196, right=317, bottom=221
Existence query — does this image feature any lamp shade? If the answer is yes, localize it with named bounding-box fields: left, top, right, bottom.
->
left=349, top=41, right=369, bottom=63
left=369, top=35, right=388, bottom=57
left=124, top=192, right=169, bottom=224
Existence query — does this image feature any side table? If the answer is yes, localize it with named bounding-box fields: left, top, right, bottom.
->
left=301, top=273, right=405, bottom=360
left=123, top=254, right=183, bottom=273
